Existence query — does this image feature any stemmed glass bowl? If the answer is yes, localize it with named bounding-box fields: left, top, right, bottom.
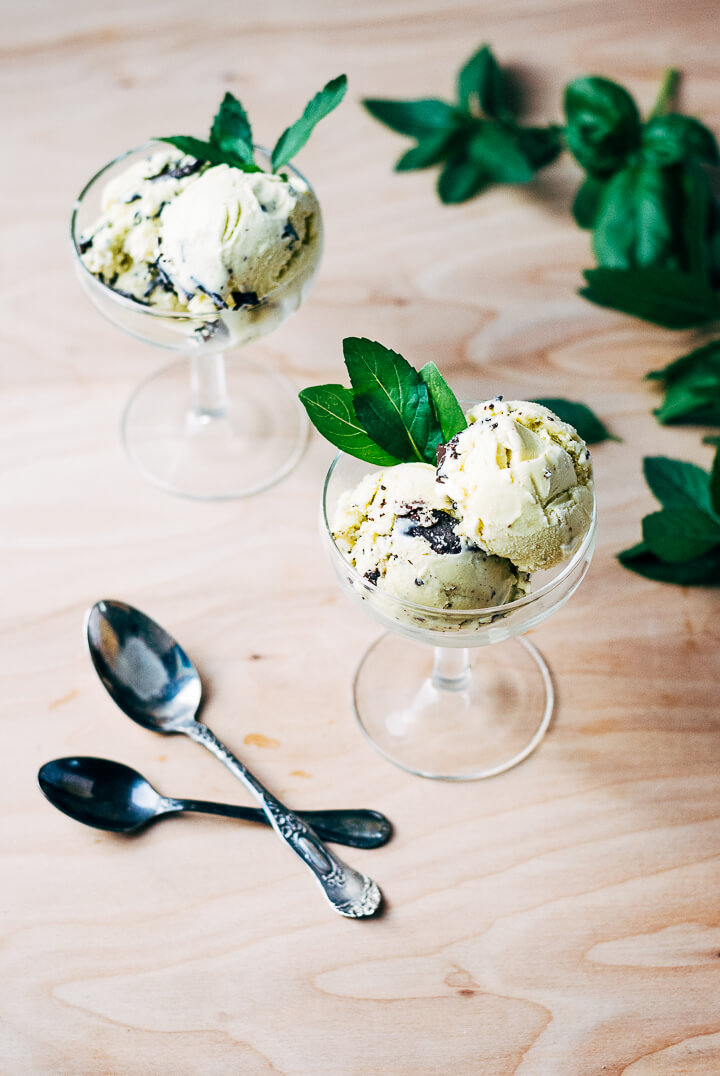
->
left=323, top=450, right=597, bottom=780
left=71, top=144, right=322, bottom=500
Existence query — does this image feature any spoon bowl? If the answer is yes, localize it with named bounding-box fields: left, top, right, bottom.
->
left=86, top=599, right=201, bottom=732
left=39, top=757, right=163, bottom=833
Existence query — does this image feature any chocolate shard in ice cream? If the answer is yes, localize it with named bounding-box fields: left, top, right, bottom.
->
left=332, top=462, right=529, bottom=613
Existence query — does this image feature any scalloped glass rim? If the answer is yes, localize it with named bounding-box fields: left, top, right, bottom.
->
left=322, top=449, right=598, bottom=621
left=69, top=141, right=318, bottom=319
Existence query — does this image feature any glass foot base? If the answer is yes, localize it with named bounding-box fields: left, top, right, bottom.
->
left=121, top=355, right=308, bottom=500
left=353, top=633, right=554, bottom=780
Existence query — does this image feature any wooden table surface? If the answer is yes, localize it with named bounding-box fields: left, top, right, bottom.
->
left=4, top=2, right=720, bottom=1073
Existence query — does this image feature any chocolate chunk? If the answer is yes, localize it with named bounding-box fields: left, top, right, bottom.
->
left=436, top=443, right=447, bottom=468
left=78, top=237, right=93, bottom=254
left=283, top=220, right=299, bottom=243
left=124, top=193, right=141, bottom=204
left=415, top=578, right=424, bottom=586
left=231, top=290, right=260, bottom=309
left=404, top=509, right=462, bottom=555
left=192, top=280, right=228, bottom=309
left=150, top=158, right=204, bottom=181
left=364, top=568, right=380, bottom=585
left=151, top=200, right=168, bottom=220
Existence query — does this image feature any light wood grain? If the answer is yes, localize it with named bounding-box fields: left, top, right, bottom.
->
left=3, top=1, right=720, bottom=1073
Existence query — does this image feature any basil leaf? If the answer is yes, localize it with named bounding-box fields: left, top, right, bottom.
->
left=419, top=362, right=467, bottom=442
left=298, top=384, right=401, bottom=466
left=271, top=74, right=347, bottom=171
left=572, top=176, right=607, bottom=229
left=642, top=507, right=720, bottom=562
left=363, top=98, right=459, bottom=138
left=468, top=123, right=535, bottom=183
left=210, top=93, right=254, bottom=163
left=437, top=149, right=488, bottom=203
left=641, top=114, right=720, bottom=167
left=343, top=338, right=441, bottom=463
left=618, top=541, right=720, bottom=584
left=580, top=268, right=720, bottom=329
left=643, top=456, right=714, bottom=514
left=564, top=76, right=641, bottom=175
left=395, top=131, right=455, bottom=171
left=533, top=398, right=619, bottom=443
left=456, top=45, right=513, bottom=121
left=592, top=165, right=679, bottom=270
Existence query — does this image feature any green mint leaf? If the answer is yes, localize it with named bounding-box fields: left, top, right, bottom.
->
left=363, top=97, right=458, bottom=139
left=456, top=45, right=513, bottom=121
left=641, top=114, right=720, bottom=168
left=618, top=541, right=720, bottom=584
left=468, top=123, right=535, bottom=183
left=580, top=268, right=720, bottom=329
left=343, top=338, right=441, bottom=464
left=564, top=76, right=641, bottom=175
left=533, top=398, right=619, bottom=443
left=649, top=68, right=681, bottom=119
left=680, top=162, right=712, bottom=281
left=704, top=434, right=720, bottom=447
left=210, top=93, right=254, bottom=163
left=154, top=135, right=262, bottom=172
left=395, top=131, right=455, bottom=171
left=271, top=74, right=347, bottom=171
left=643, top=456, right=714, bottom=514
left=298, top=385, right=401, bottom=466
left=513, top=125, right=563, bottom=170
left=711, top=447, right=720, bottom=517
left=648, top=342, right=720, bottom=426
left=572, top=175, right=607, bottom=229
left=591, top=165, right=679, bottom=270
left=646, top=339, right=720, bottom=383
left=419, top=363, right=468, bottom=442
left=642, top=506, right=720, bottom=562
left=437, top=150, right=488, bottom=203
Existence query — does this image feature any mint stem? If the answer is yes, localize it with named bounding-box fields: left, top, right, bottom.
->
left=649, top=68, right=681, bottom=119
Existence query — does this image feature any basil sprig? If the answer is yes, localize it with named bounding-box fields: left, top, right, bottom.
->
left=299, top=339, right=467, bottom=464
left=157, top=75, right=347, bottom=175
left=619, top=451, right=720, bottom=583
left=363, top=45, right=562, bottom=204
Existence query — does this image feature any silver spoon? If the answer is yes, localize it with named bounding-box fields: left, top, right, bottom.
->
left=85, top=600, right=382, bottom=918
left=38, top=756, right=392, bottom=849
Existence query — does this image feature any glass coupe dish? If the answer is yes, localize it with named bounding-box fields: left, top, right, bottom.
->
left=71, top=144, right=322, bottom=500
left=323, top=451, right=597, bottom=780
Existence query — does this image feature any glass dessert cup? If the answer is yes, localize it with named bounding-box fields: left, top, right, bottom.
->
left=323, top=452, right=597, bottom=781
left=71, top=144, right=322, bottom=500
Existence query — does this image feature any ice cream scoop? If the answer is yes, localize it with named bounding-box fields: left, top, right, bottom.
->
left=437, top=399, right=594, bottom=571
left=332, top=462, right=529, bottom=613
left=78, top=149, right=320, bottom=318
left=159, top=164, right=318, bottom=310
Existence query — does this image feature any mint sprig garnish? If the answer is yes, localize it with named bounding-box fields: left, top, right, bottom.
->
left=299, top=339, right=467, bottom=465
left=363, top=45, right=562, bottom=204
left=156, top=76, right=347, bottom=175
left=271, top=75, right=348, bottom=171
left=619, top=451, right=720, bottom=583
left=646, top=340, right=720, bottom=425
left=532, top=399, right=619, bottom=444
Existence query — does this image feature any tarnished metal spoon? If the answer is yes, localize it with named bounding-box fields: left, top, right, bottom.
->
left=38, top=756, right=392, bottom=849
left=85, top=600, right=383, bottom=919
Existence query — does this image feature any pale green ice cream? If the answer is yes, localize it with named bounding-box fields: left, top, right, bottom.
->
left=437, top=399, right=594, bottom=571
left=78, top=149, right=320, bottom=316
left=332, top=462, right=530, bottom=614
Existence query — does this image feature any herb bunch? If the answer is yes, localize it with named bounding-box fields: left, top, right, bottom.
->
left=365, top=47, right=720, bottom=329
left=364, top=46, right=562, bottom=204
left=157, top=75, right=347, bottom=175
left=619, top=451, right=720, bottom=583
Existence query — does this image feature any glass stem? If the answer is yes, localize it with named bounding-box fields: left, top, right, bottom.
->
left=190, top=352, right=229, bottom=420
left=432, top=647, right=471, bottom=692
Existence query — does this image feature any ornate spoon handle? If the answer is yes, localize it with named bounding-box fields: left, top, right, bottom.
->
left=185, top=721, right=382, bottom=919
